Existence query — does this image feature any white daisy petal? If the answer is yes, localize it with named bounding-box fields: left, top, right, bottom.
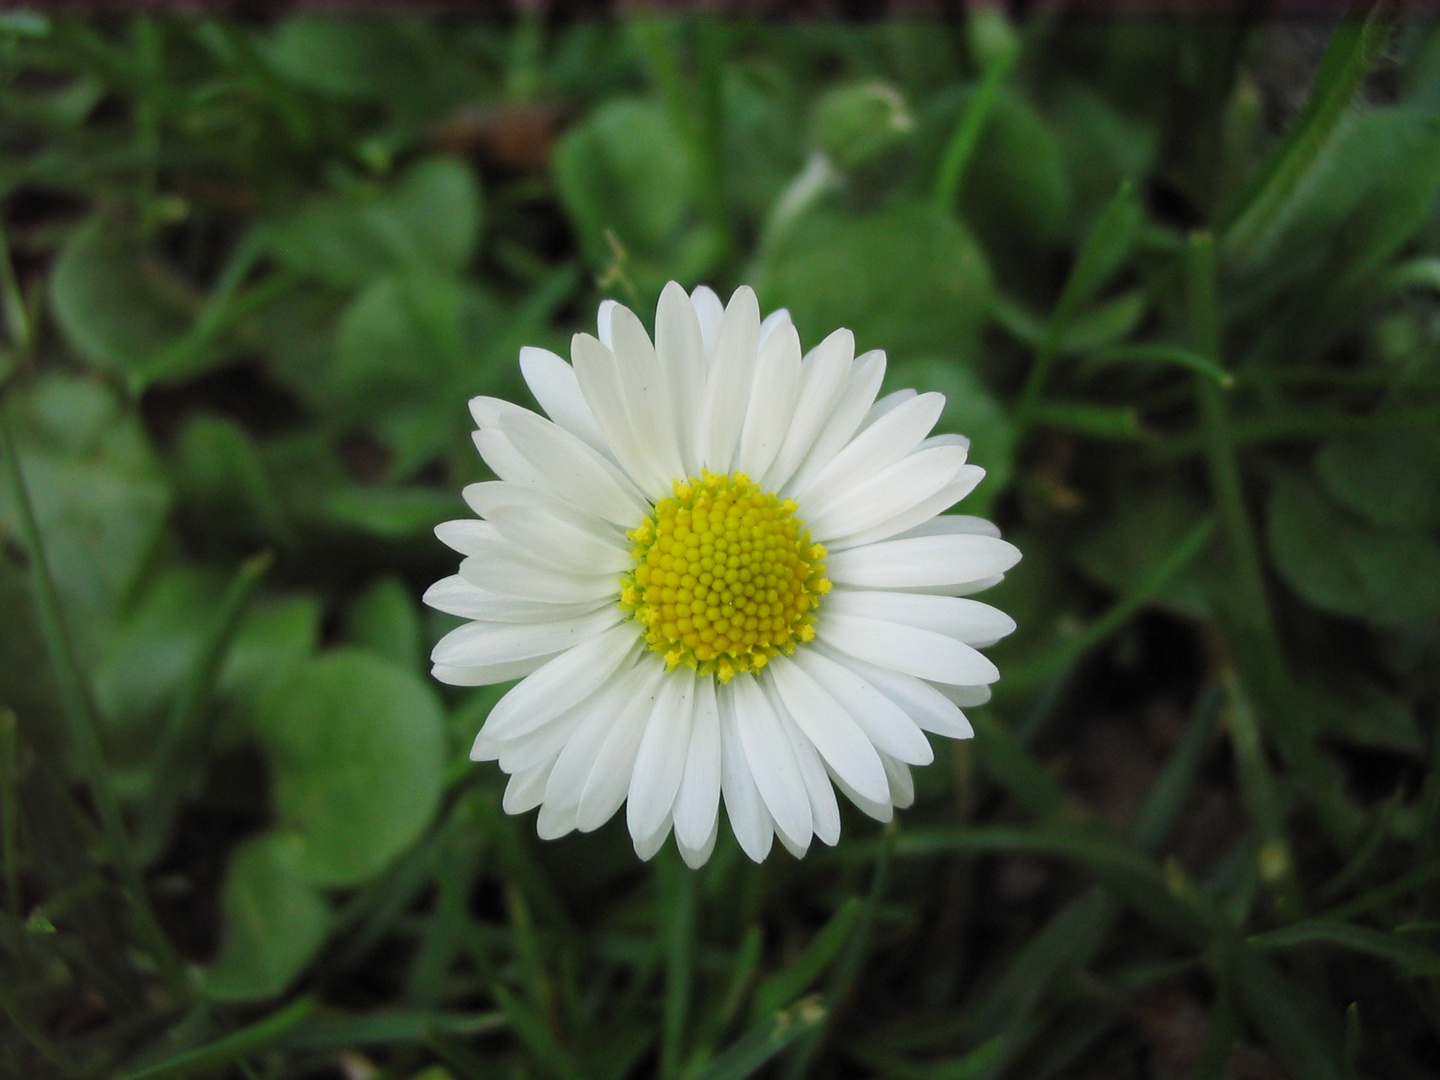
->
left=824, top=590, right=1017, bottom=647
left=690, top=285, right=725, bottom=359
left=672, top=677, right=721, bottom=856
left=462, top=481, right=629, bottom=572
left=634, top=820, right=673, bottom=861
left=767, top=656, right=889, bottom=806
left=718, top=680, right=775, bottom=863
left=783, top=349, right=886, bottom=498
left=568, top=333, right=671, bottom=499
left=544, top=664, right=646, bottom=811
left=938, top=683, right=993, bottom=707
left=433, top=654, right=557, bottom=688
left=761, top=328, right=854, bottom=491
left=656, top=281, right=707, bottom=476
left=828, top=467, right=987, bottom=550
left=503, top=760, right=554, bottom=814
left=805, top=445, right=968, bottom=543
left=790, top=647, right=933, bottom=766
left=458, top=550, right=617, bottom=604
left=428, top=281, right=1015, bottom=865
left=472, top=428, right=543, bottom=488
left=822, top=612, right=1000, bottom=686
left=827, top=533, right=1022, bottom=593
left=731, top=673, right=812, bottom=852
left=796, top=391, right=945, bottom=508
left=773, top=691, right=841, bottom=846
left=577, top=661, right=666, bottom=831
left=519, top=346, right=610, bottom=454
left=435, top=518, right=502, bottom=557
left=424, top=576, right=607, bottom=623
left=628, top=668, right=696, bottom=846
left=698, top=287, right=761, bottom=473
left=815, top=643, right=974, bottom=739
left=735, top=322, right=802, bottom=481
left=485, top=408, right=647, bottom=526
left=498, top=706, right=589, bottom=774
left=609, top=303, right=686, bottom=485
left=880, top=752, right=915, bottom=809
left=894, top=514, right=1002, bottom=540
left=758, top=307, right=792, bottom=348
left=536, top=801, right=578, bottom=840
left=859, top=390, right=918, bottom=432
left=432, top=607, right=623, bottom=668
left=478, top=627, right=638, bottom=746
left=677, top=816, right=719, bottom=870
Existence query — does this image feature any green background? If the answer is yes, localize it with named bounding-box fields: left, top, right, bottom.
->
left=2, top=8, right=1440, bottom=1080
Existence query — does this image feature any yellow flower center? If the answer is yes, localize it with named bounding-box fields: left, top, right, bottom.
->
left=619, top=471, right=831, bottom=682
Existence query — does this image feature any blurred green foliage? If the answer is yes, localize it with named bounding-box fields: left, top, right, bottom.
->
left=2, top=8, right=1440, bottom=1080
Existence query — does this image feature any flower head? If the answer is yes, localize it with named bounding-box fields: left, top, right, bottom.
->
left=425, top=283, right=1020, bottom=867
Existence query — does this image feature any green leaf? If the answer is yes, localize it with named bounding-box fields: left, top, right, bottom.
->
left=1073, top=481, right=1210, bottom=618
left=962, top=90, right=1070, bottom=247
left=1307, top=672, right=1423, bottom=752
left=174, top=412, right=292, bottom=545
left=1048, top=82, right=1160, bottom=213
left=254, top=649, right=447, bottom=887
left=270, top=157, right=482, bottom=289
left=49, top=217, right=190, bottom=381
left=322, top=485, right=461, bottom=540
left=0, top=374, right=171, bottom=664
left=762, top=200, right=991, bottom=360
left=120, top=996, right=318, bottom=1080
left=204, top=832, right=331, bottom=1001
left=1232, top=948, right=1344, bottom=1080
left=93, top=566, right=225, bottom=762
left=1315, top=426, right=1440, bottom=531
left=345, top=575, right=423, bottom=673
left=1266, top=470, right=1440, bottom=629
left=751, top=898, right=862, bottom=1020
left=692, top=998, right=827, bottom=1080
left=1249, top=919, right=1440, bottom=977
left=1050, top=181, right=1143, bottom=339
left=216, top=593, right=322, bottom=740
left=264, top=15, right=426, bottom=102
left=1220, top=7, right=1392, bottom=265
left=553, top=97, right=713, bottom=294
left=884, top=358, right=1015, bottom=504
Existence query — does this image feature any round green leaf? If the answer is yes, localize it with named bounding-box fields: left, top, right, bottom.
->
left=49, top=216, right=189, bottom=378
left=205, top=831, right=331, bottom=1002
left=553, top=97, right=700, bottom=279
left=270, top=157, right=482, bottom=288
left=254, top=649, right=446, bottom=887
left=762, top=200, right=992, bottom=360
left=1315, top=427, right=1440, bottom=531
left=1266, top=470, right=1440, bottom=629
left=0, top=375, right=171, bottom=664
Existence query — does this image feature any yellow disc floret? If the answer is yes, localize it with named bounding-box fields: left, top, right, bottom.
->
left=619, top=471, right=831, bottom=682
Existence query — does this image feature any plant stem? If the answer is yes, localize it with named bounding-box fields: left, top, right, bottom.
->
left=931, top=41, right=1015, bottom=214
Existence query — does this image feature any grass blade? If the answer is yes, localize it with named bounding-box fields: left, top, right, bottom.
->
left=0, top=401, right=184, bottom=994
left=136, top=551, right=272, bottom=861
left=118, top=996, right=316, bottom=1080
left=750, top=896, right=862, bottom=1021
left=695, top=997, right=827, bottom=1080
left=1219, top=4, right=1391, bottom=263
left=661, top=853, right=698, bottom=1080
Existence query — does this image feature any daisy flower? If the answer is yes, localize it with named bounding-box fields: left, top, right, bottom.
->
left=425, top=283, right=1020, bottom=868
